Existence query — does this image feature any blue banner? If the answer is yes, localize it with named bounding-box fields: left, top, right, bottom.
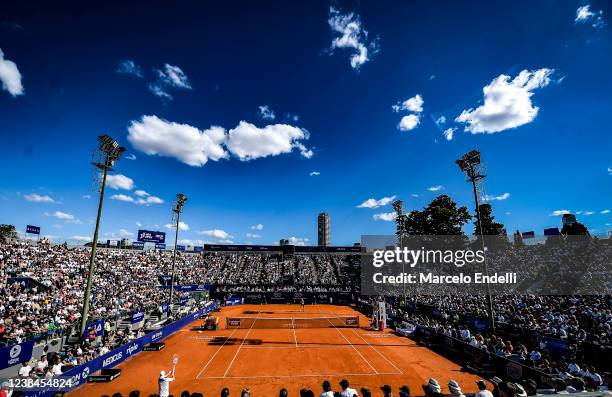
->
left=131, top=310, right=145, bottom=324
left=7, top=277, right=31, bottom=288
left=158, top=274, right=172, bottom=286
left=470, top=318, right=489, bottom=332
left=194, top=246, right=203, bottom=252
left=0, top=340, right=35, bottom=370
left=522, top=231, right=535, bottom=239
left=176, top=245, right=185, bottom=251
left=25, top=302, right=219, bottom=397
left=160, top=284, right=210, bottom=292
left=544, top=227, right=560, bottom=236
left=26, top=225, right=40, bottom=235
left=132, top=241, right=145, bottom=250
left=225, top=298, right=242, bottom=306
left=82, top=319, right=104, bottom=341
left=137, top=229, right=166, bottom=243
left=155, top=243, right=166, bottom=250
left=161, top=303, right=170, bottom=313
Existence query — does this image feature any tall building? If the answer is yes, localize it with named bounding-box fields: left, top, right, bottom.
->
left=317, top=212, right=330, bottom=247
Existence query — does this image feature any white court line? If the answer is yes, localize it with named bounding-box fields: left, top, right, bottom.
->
left=222, top=310, right=261, bottom=378
left=195, top=328, right=239, bottom=379
left=331, top=311, right=403, bottom=375
left=198, top=371, right=399, bottom=380
left=292, top=322, right=298, bottom=347
left=321, top=310, right=378, bottom=375
left=242, top=345, right=359, bottom=350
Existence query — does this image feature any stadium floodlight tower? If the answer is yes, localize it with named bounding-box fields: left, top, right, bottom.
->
left=79, top=135, right=125, bottom=338
left=169, top=193, right=188, bottom=313
left=456, top=150, right=495, bottom=332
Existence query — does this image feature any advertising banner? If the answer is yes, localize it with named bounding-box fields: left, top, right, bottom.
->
left=26, top=225, right=41, bottom=235
left=137, top=230, right=166, bottom=243
left=0, top=340, right=35, bottom=370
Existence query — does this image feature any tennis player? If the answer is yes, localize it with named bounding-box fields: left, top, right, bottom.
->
left=158, top=368, right=175, bottom=397
left=300, top=297, right=305, bottom=312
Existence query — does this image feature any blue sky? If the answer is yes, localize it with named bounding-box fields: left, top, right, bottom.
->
left=0, top=0, right=610, bottom=246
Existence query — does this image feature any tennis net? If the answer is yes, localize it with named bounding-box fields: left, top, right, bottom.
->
left=225, top=316, right=359, bottom=329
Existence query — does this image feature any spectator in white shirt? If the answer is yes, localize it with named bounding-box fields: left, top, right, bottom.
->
left=339, top=379, right=358, bottom=397
left=18, top=362, right=32, bottom=377
left=320, top=380, right=334, bottom=397
left=475, top=380, right=494, bottom=397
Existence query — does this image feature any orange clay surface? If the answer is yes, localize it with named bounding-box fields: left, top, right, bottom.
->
left=71, top=304, right=483, bottom=397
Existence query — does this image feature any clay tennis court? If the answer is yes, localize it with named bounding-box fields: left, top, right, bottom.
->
left=72, top=304, right=483, bottom=396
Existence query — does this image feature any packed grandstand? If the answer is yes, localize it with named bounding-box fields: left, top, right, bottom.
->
left=0, top=236, right=611, bottom=396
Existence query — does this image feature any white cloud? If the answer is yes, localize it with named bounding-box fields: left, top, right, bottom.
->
left=106, top=174, right=134, bottom=190
left=427, top=185, right=444, bottom=192
left=128, top=115, right=228, bottom=167
left=198, top=229, right=233, bottom=240
left=156, top=64, right=192, bottom=89
left=328, top=7, right=378, bottom=70
left=288, top=236, right=309, bottom=246
left=116, top=60, right=143, bottom=78
left=246, top=233, right=262, bottom=238
left=111, top=194, right=135, bottom=202
left=550, top=210, right=570, bottom=216
left=456, top=68, right=554, bottom=133
left=575, top=5, right=605, bottom=28
left=226, top=121, right=312, bottom=161
left=166, top=221, right=190, bottom=231
left=119, top=229, right=134, bottom=237
left=45, top=211, right=81, bottom=224
left=24, top=194, right=55, bottom=203
left=72, top=235, right=91, bottom=242
left=137, top=196, right=163, bottom=205
left=601, top=209, right=610, bottom=214
left=82, top=195, right=91, bottom=199
left=577, top=210, right=595, bottom=216
left=398, top=114, right=420, bottom=131
left=608, top=166, right=612, bottom=175
left=411, top=193, right=419, bottom=198
left=136, top=222, right=142, bottom=227
left=443, top=127, right=456, bottom=141
left=392, top=94, right=424, bottom=113
left=357, top=195, right=397, bottom=209
left=373, top=212, right=397, bottom=222
left=435, top=116, right=446, bottom=125
left=0, top=48, right=24, bottom=97
left=251, top=224, right=264, bottom=230
left=125, top=154, right=137, bottom=160
left=309, top=171, right=321, bottom=176
left=148, top=83, right=173, bottom=100
left=483, top=192, right=510, bottom=201
left=134, top=190, right=149, bottom=197
left=258, top=105, right=275, bottom=120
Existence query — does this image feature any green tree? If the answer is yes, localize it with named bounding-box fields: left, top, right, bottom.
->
left=403, top=195, right=472, bottom=235
left=0, top=224, right=18, bottom=241
left=473, top=203, right=506, bottom=235
left=561, top=222, right=590, bottom=236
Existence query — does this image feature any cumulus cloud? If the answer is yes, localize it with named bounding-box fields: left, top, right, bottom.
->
left=128, top=115, right=228, bottom=167
left=483, top=192, right=510, bottom=201
left=443, top=127, right=456, bottom=141
left=125, top=154, right=137, bottom=160
left=111, top=194, right=135, bottom=203
left=601, top=209, right=610, bottom=214
left=166, top=221, right=189, bottom=231
left=392, top=95, right=424, bottom=113
left=309, top=171, right=321, bottom=176
left=24, top=194, right=55, bottom=203
left=575, top=5, right=605, bottom=28
left=116, top=60, right=143, bottom=78
left=288, top=236, right=309, bottom=246
left=0, top=48, right=24, bottom=97
left=198, top=229, right=233, bottom=240
left=251, top=224, right=264, bottom=231
left=258, top=105, right=275, bottom=120
left=134, top=190, right=149, bottom=197
left=148, top=63, right=192, bottom=100
left=45, top=211, right=81, bottom=224
left=128, top=116, right=312, bottom=166
left=373, top=212, right=397, bottom=222
left=435, top=115, right=446, bottom=125
left=550, top=210, right=570, bottom=216
left=398, top=114, right=420, bottom=131
left=106, top=174, right=135, bottom=190
left=138, top=196, right=163, bottom=205
left=427, top=185, right=444, bottom=192
left=357, top=195, right=397, bottom=209
left=226, top=121, right=312, bottom=161
left=456, top=69, right=554, bottom=133
left=328, top=7, right=378, bottom=70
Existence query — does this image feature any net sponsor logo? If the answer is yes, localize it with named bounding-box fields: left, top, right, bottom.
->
left=228, top=319, right=241, bottom=327
left=345, top=317, right=358, bottom=326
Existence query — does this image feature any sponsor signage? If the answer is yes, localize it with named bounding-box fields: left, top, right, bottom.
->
left=194, top=246, right=203, bottom=252
left=26, top=225, right=41, bottom=235
left=176, top=245, right=186, bottom=252
left=544, top=227, right=560, bottom=236
left=137, top=229, right=166, bottom=243
left=521, top=231, right=535, bottom=239
left=0, top=340, right=35, bottom=370
left=131, top=310, right=145, bottom=324
left=82, top=319, right=104, bottom=341
left=155, top=243, right=166, bottom=250
left=132, top=241, right=145, bottom=250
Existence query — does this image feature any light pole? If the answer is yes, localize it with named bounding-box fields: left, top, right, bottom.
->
left=456, top=150, right=495, bottom=333
left=169, top=193, right=188, bottom=314
left=392, top=200, right=407, bottom=305
left=80, top=135, right=125, bottom=338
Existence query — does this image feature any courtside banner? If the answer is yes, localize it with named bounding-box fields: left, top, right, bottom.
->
left=26, top=225, right=40, bottom=234
left=137, top=229, right=166, bottom=243
left=24, top=302, right=218, bottom=397
left=82, top=319, right=104, bottom=341
left=131, top=309, right=145, bottom=324
left=156, top=243, right=167, bottom=250
left=0, top=340, right=35, bottom=370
